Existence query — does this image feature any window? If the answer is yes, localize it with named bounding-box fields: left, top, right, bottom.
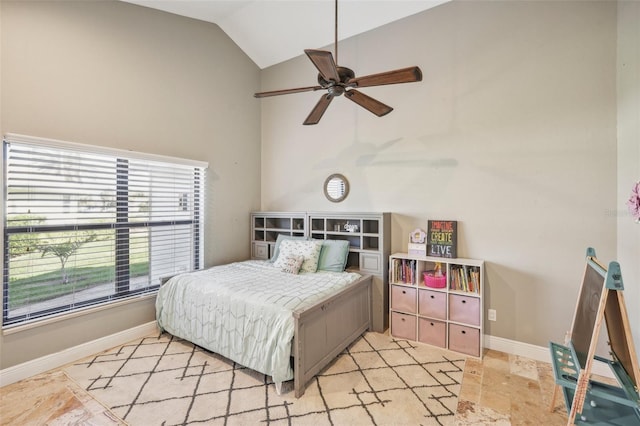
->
left=2, top=134, right=207, bottom=327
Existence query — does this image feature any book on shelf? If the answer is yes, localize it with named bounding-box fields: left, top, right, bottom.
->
left=450, top=264, right=480, bottom=293
left=470, top=267, right=480, bottom=292
left=427, top=220, right=457, bottom=258
left=392, top=258, right=416, bottom=284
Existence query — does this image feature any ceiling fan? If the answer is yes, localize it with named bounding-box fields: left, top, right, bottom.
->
left=254, top=0, right=423, bottom=125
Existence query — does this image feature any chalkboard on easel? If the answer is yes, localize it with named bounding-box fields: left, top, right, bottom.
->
left=569, top=253, right=638, bottom=388
left=570, top=260, right=606, bottom=369
left=560, top=249, right=640, bottom=424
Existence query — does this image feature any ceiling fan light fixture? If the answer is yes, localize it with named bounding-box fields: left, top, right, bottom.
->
left=254, top=0, right=422, bottom=125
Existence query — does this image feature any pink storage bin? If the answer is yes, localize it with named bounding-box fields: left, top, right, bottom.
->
left=423, top=271, right=446, bottom=288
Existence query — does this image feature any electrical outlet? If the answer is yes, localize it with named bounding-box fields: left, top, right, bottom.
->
left=488, top=309, right=497, bottom=321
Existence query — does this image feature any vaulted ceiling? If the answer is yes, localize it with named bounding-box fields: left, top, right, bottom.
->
left=120, top=0, right=449, bottom=69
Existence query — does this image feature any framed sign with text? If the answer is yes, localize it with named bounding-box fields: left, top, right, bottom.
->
left=427, top=220, right=457, bottom=258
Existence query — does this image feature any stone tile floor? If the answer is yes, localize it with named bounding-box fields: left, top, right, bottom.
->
left=1, top=346, right=570, bottom=425
left=455, top=349, right=568, bottom=425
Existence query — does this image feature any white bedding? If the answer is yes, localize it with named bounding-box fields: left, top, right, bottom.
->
left=155, top=260, right=362, bottom=383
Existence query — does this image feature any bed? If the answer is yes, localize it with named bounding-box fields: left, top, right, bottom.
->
left=155, top=237, right=372, bottom=397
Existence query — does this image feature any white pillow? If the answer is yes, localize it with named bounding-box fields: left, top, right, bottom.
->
left=279, top=255, right=304, bottom=274
left=273, top=239, right=323, bottom=273
left=269, top=234, right=307, bottom=262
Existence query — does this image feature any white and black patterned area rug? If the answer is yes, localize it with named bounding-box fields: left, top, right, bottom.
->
left=64, top=332, right=466, bottom=426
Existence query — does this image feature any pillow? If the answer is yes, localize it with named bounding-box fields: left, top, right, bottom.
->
left=279, top=255, right=304, bottom=274
left=315, top=239, right=350, bottom=272
left=270, top=234, right=307, bottom=263
left=273, top=239, right=323, bottom=273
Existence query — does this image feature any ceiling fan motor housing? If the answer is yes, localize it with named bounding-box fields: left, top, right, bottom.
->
left=318, top=66, right=356, bottom=96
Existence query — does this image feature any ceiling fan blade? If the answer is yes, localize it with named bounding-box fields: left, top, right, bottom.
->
left=254, top=85, right=323, bottom=98
left=303, top=94, right=334, bottom=125
left=344, top=89, right=393, bottom=117
left=348, top=66, right=422, bottom=88
left=304, top=49, right=340, bottom=83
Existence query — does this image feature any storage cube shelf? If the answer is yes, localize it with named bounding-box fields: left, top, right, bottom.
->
left=389, top=253, right=484, bottom=358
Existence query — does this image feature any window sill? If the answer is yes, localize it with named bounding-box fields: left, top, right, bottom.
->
left=2, top=292, right=157, bottom=335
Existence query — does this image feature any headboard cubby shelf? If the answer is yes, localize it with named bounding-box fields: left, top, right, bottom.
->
left=251, top=212, right=306, bottom=260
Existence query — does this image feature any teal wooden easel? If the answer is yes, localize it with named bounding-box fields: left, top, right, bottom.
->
left=549, top=248, right=640, bottom=425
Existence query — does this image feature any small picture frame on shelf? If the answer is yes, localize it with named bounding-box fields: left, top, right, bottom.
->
left=408, top=228, right=427, bottom=256
left=410, top=228, right=426, bottom=244
left=344, top=223, right=358, bottom=232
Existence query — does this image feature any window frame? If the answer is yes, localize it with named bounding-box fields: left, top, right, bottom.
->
left=2, top=133, right=207, bottom=329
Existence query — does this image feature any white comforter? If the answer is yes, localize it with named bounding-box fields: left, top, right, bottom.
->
left=155, top=260, right=361, bottom=383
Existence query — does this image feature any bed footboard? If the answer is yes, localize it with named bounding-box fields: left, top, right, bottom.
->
left=292, top=274, right=372, bottom=398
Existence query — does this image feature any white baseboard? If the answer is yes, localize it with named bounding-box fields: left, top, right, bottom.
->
left=0, top=326, right=615, bottom=388
left=0, top=321, right=158, bottom=387
left=484, top=334, right=615, bottom=379
left=484, top=334, right=551, bottom=362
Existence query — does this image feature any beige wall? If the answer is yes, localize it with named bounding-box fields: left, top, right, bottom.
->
left=259, top=1, right=621, bottom=348
left=1, top=0, right=636, bottom=371
left=617, top=0, right=640, bottom=352
left=0, top=1, right=261, bottom=368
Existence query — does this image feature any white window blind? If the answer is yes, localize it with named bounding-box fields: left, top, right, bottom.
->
left=2, top=134, right=206, bottom=327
